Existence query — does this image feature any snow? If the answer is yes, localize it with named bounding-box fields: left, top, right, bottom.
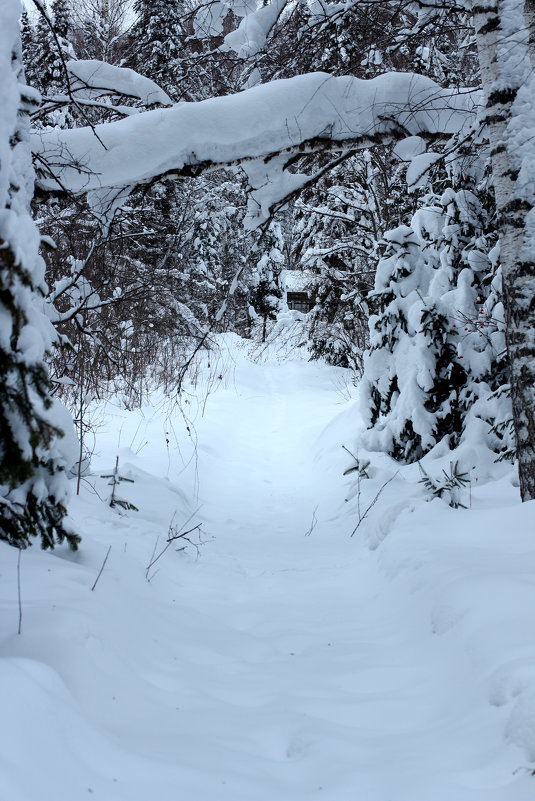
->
left=193, top=1, right=228, bottom=38
left=392, top=134, right=427, bottom=162
left=1, top=335, right=533, bottom=800
left=284, top=268, right=315, bottom=292
left=32, top=72, right=479, bottom=226
left=225, top=0, right=258, bottom=18
left=66, top=60, right=173, bottom=107
left=406, top=151, right=442, bottom=188
left=0, top=2, right=22, bottom=212
left=222, top=0, right=287, bottom=58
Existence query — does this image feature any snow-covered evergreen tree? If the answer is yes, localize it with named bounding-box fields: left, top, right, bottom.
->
left=52, top=0, right=71, bottom=39
left=361, top=161, right=510, bottom=464
left=361, top=223, right=434, bottom=461
left=250, top=223, right=284, bottom=341
left=20, top=9, right=37, bottom=86
left=29, top=0, right=75, bottom=102
left=294, top=151, right=393, bottom=372
left=129, top=0, right=185, bottom=100
left=0, top=3, right=79, bottom=550
left=33, top=11, right=56, bottom=93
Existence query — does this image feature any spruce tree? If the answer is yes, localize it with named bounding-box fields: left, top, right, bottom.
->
left=130, top=0, right=184, bottom=100
left=52, top=0, right=70, bottom=39
left=250, top=224, right=284, bottom=342
left=360, top=224, right=434, bottom=461
left=361, top=163, right=510, bottom=464
left=49, top=0, right=74, bottom=92
left=20, top=10, right=37, bottom=86
left=72, top=0, right=129, bottom=63
left=33, top=0, right=74, bottom=96
left=295, top=152, right=389, bottom=372
left=33, top=11, right=56, bottom=93
left=0, top=5, right=79, bottom=550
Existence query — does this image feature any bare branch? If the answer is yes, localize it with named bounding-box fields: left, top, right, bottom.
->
left=91, top=545, right=112, bottom=591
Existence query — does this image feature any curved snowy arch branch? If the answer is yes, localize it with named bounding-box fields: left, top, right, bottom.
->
left=32, top=71, right=479, bottom=227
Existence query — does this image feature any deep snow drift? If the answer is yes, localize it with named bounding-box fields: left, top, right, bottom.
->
left=0, top=334, right=534, bottom=801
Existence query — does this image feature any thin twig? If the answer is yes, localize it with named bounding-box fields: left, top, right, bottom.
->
left=17, top=549, right=22, bottom=635
left=342, top=445, right=362, bottom=519
left=145, top=537, right=159, bottom=581
left=357, top=457, right=362, bottom=523
left=304, top=505, right=319, bottom=537
left=350, top=471, right=399, bottom=537
left=145, top=511, right=204, bottom=581
left=91, top=545, right=112, bottom=591
left=341, top=444, right=359, bottom=462
left=147, top=523, right=202, bottom=574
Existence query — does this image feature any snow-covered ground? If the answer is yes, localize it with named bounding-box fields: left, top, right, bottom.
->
left=1, top=334, right=534, bottom=801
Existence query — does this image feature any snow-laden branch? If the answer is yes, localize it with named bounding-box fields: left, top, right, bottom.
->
left=32, top=71, right=480, bottom=227
left=66, top=61, right=173, bottom=108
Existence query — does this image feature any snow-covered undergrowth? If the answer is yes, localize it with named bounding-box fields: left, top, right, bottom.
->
left=1, top=334, right=534, bottom=801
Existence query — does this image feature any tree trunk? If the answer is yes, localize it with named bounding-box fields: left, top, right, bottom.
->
left=473, top=0, right=535, bottom=500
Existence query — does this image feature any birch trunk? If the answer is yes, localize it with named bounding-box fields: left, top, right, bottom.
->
left=473, top=0, right=535, bottom=500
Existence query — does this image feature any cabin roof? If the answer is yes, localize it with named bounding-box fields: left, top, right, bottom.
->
left=283, top=269, right=315, bottom=293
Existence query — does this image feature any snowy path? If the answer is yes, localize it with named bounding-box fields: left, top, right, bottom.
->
left=0, top=341, right=533, bottom=801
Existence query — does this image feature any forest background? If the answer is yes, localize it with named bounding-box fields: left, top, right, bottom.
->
left=2, top=0, right=535, bottom=547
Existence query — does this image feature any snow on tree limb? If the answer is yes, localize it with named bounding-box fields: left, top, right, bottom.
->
left=221, top=0, right=287, bottom=58
left=66, top=60, right=173, bottom=107
left=32, top=71, right=480, bottom=227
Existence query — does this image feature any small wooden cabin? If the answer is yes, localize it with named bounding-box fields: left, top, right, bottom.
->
left=285, top=269, right=314, bottom=313
left=287, top=291, right=312, bottom=313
